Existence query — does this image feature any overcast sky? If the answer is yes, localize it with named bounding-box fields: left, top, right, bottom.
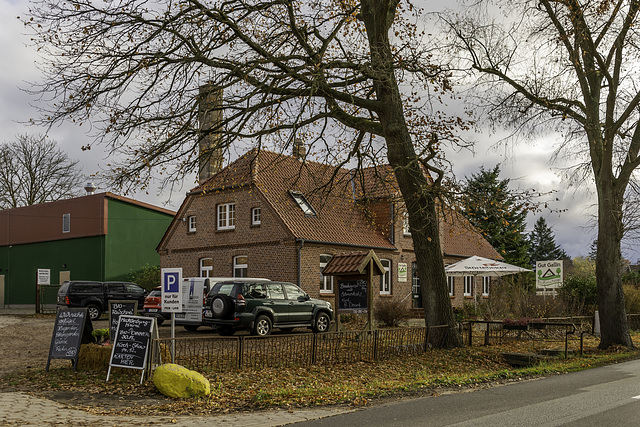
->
left=0, top=0, right=619, bottom=261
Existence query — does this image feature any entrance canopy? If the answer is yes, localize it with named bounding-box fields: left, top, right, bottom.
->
left=445, top=255, right=532, bottom=277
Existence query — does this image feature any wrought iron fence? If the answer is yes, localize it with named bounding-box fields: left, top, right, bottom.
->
left=150, top=325, right=450, bottom=372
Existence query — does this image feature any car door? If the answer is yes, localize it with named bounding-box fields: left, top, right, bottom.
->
left=283, top=283, right=314, bottom=323
left=265, top=283, right=289, bottom=323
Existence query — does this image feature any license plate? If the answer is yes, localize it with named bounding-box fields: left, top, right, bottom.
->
left=147, top=308, right=158, bottom=312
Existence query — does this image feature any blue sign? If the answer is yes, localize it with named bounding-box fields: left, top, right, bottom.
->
left=163, top=271, right=180, bottom=293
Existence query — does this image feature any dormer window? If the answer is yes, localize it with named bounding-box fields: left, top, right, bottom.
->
left=289, top=190, right=317, bottom=217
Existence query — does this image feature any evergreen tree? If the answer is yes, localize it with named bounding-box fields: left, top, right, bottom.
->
left=461, top=165, right=531, bottom=267
left=528, top=217, right=569, bottom=265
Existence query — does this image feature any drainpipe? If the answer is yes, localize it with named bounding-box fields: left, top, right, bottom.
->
left=297, top=239, right=305, bottom=287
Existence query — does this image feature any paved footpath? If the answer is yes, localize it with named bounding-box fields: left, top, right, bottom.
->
left=0, top=391, right=352, bottom=426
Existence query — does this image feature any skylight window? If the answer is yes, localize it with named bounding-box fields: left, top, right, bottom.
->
left=289, top=190, right=317, bottom=217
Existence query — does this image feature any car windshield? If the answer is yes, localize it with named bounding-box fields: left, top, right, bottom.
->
left=148, top=289, right=161, bottom=297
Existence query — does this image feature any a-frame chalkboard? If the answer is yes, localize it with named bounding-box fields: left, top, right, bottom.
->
left=46, top=307, right=92, bottom=371
left=107, top=315, right=154, bottom=384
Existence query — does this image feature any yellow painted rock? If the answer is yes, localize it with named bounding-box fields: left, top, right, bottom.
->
left=152, top=363, right=210, bottom=398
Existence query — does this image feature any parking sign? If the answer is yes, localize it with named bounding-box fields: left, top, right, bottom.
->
left=161, top=268, right=183, bottom=312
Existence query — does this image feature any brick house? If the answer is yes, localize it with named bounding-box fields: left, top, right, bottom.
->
left=157, top=147, right=500, bottom=310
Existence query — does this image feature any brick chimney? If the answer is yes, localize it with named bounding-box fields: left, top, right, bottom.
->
left=292, top=138, right=306, bottom=161
left=197, top=84, right=224, bottom=183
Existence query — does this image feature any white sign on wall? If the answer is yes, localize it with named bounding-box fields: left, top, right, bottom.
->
left=161, top=268, right=183, bottom=312
left=398, top=263, right=408, bottom=282
left=37, top=269, right=51, bottom=285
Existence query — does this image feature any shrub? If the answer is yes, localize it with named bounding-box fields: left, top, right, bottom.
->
left=623, top=284, right=640, bottom=314
left=557, top=275, right=597, bottom=315
left=127, top=264, right=160, bottom=291
left=374, top=297, right=411, bottom=327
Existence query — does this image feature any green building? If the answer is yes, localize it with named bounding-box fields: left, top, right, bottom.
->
left=0, top=192, right=175, bottom=306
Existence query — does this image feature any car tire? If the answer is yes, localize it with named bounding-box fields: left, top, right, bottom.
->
left=252, top=315, right=272, bottom=336
left=183, top=325, right=199, bottom=332
left=313, top=312, right=330, bottom=333
left=211, top=295, right=234, bottom=319
left=86, top=304, right=102, bottom=321
left=218, top=326, right=235, bottom=336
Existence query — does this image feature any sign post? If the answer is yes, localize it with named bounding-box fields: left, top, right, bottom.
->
left=161, top=268, right=182, bottom=362
left=36, top=268, right=51, bottom=314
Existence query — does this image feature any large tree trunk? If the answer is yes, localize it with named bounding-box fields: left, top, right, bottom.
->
left=361, top=0, right=462, bottom=347
left=595, top=177, right=633, bottom=348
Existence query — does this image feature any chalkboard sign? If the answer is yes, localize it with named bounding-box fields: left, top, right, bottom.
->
left=46, top=307, right=91, bottom=371
left=108, top=300, right=138, bottom=342
left=338, top=279, right=368, bottom=313
left=107, top=315, right=154, bottom=383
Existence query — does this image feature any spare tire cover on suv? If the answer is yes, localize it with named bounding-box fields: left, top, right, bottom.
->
left=211, top=294, right=234, bottom=319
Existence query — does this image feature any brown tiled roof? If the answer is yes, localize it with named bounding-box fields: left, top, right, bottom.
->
left=192, top=150, right=395, bottom=249
left=189, top=149, right=500, bottom=257
left=439, top=208, right=502, bottom=260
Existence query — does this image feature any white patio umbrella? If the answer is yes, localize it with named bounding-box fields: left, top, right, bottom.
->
left=444, top=256, right=532, bottom=277
left=444, top=256, right=532, bottom=308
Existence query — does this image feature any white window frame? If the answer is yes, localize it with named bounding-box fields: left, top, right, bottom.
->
left=320, top=254, right=334, bottom=294
left=289, top=190, right=318, bottom=217
left=448, top=276, right=455, bottom=296
left=464, top=276, right=473, bottom=296
left=62, top=213, right=70, bottom=233
left=251, top=207, right=261, bottom=225
left=188, top=215, right=197, bottom=232
left=233, top=255, right=248, bottom=277
left=200, top=258, right=213, bottom=277
left=380, top=259, right=391, bottom=295
left=482, top=276, right=490, bottom=296
left=217, top=203, right=236, bottom=230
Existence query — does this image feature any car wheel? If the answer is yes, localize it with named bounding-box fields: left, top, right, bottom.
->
left=86, top=304, right=102, bottom=321
left=252, top=315, right=272, bottom=336
left=183, top=325, right=199, bottom=332
left=211, top=295, right=234, bottom=319
left=218, top=326, right=235, bottom=336
left=313, top=312, right=330, bottom=333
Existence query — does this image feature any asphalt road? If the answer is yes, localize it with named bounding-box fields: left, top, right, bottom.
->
left=292, top=358, right=640, bottom=427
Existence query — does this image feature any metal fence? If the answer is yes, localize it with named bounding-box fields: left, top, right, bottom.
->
left=37, top=284, right=60, bottom=314
left=150, top=325, right=450, bottom=372
left=146, top=315, right=640, bottom=374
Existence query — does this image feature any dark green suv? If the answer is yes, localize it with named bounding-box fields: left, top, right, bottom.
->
left=203, top=281, right=333, bottom=336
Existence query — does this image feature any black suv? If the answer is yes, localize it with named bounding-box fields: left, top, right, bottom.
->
left=57, top=280, right=148, bottom=320
left=203, top=281, right=333, bottom=336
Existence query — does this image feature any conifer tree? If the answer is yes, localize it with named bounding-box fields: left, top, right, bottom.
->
left=528, top=217, right=569, bottom=265
left=461, top=165, right=531, bottom=267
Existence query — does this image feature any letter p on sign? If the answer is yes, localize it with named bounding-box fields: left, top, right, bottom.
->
left=163, top=272, right=180, bottom=293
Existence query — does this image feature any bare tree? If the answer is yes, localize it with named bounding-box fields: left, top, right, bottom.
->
left=25, top=0, right=467, bottom=345
left=0, top=134, right=83, bottom=209
left=443, top=0, right=640, bottom=347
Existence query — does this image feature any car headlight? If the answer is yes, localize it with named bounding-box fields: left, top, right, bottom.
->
left=326, top=302, right=332, bottom=310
